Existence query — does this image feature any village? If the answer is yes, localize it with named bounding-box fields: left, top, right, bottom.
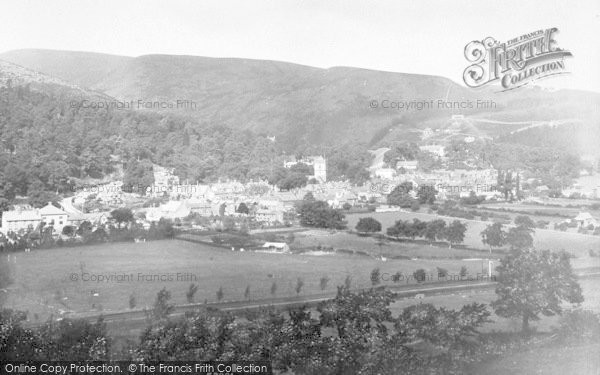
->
left=2, top=142, right=600, bottom=248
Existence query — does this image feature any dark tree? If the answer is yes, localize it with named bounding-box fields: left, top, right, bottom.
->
left=355, top=217, right=382, bottom=234
left=492, top=248, right=584, bottom=332
left=481, top=222, right=507, bottom=252
left=111, top=208, right=134, bottom=229
left=444, top=220, right=467, bottom=248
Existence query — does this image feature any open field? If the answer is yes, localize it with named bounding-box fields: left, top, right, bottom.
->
left=4, top=239, right=489, bottom=321
left=345, top=211, right=600, bottom=263
left=292, top=229, right=491, bottom=258
left=470, top=342, right=600, bottom=375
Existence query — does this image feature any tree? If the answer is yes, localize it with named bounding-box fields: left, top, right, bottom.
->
left=76, top=221, right=93, bottom=236
left=319, top=276, right=330, bottom=291
left=344, top=275, right=352, bottom=289
left=152, top=288, right=174, bottom=320
left=111, top=208, right=134, bottom=229
left=278, top=173, right=308, bottom=191
left=417, top=185, right=437, bottom=204
left=370, top=268, right=381, bottom=286
left=387, top=182, right=415, bottom=207
left=413, top=269, right=427, bottom=283
left=236, top=202, right=249, bottom=214
left=424, top=219, right=446, bottom=244
left=61, top=225, right=76, bottom=237
left=355, top=217, right=382, bottom=234
left=123, top=159, right=154, bottom=195
left=506, top=225, right=534, bottom=250
left=297, top=200, right=347, bottom=230
left=295, top=278, right=304, bottom=295
left=514, top=215, right=536, bottom=230
left=444, top=220, right=467, bottom=248
left=186, top=283, right=198, bottom=303
left=492, top=248, right=584, bottom=332
left=480, top=222, right=507, bottom=252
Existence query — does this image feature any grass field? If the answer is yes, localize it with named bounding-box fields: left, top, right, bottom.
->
left=470, top=342, right=600, bottom=375
left=345, top=211, right=600, bottom=262
left=4, top=239, right=489, bottom=321
left=292, top=229, right=490, bottom=258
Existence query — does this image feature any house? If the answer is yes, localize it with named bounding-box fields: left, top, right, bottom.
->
left=39, top=203, right=69, bottom=233
left=145, top=201, right=191, bottom=222
left=396, top=160, right=418, bottom=171
left=1, top=202, right=68, bottom=234
left=573, top=212, right=598, bottom=228
left=255, top=209, right=284, bottom=224
left=186, top=200, right=213, bottom=217
left=1, top=208, right=41, bottom=234
left=374, top=168, right=395, bottom=179
left=261, top=242, right=290, bottom=253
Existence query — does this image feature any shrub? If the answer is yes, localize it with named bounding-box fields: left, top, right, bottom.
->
left=413, top=269, right=427, bottom=283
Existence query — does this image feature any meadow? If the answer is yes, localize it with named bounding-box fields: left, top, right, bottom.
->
left=4, top=239, right=487, bottom=321
left=345, top=211, right=600, bottom=263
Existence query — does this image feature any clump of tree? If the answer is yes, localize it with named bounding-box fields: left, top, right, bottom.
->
left=387, top=182, right=418, bottom=208
left=492, top=248, right=583, bottom=332
left=387, top=218, right=467, bottom=248
left=355, top=217, right=382, bottom=234
left=297, top=198, right=347, bottom=230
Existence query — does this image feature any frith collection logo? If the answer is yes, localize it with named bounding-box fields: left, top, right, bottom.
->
left=463, top=28, right=572, bottom=91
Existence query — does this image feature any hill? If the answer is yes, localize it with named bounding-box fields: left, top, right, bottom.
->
left=2, top=49, right=599, bottom=152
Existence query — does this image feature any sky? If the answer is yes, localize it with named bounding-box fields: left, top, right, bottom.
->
left=0, top=0, right=599, bottom=92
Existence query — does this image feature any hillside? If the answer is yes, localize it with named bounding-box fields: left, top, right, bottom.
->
left=2, top=49, right=599, bottom=152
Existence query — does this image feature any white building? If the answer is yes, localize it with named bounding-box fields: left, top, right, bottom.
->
left=261, top=242, right=290, bottom=253
left=1, top=202, right=68, bottom=234
left=573, top=212, right=598, bottom=228
left=374, top=168, right=396, bottom=179
left=396, top=160, right=418, bottom=171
